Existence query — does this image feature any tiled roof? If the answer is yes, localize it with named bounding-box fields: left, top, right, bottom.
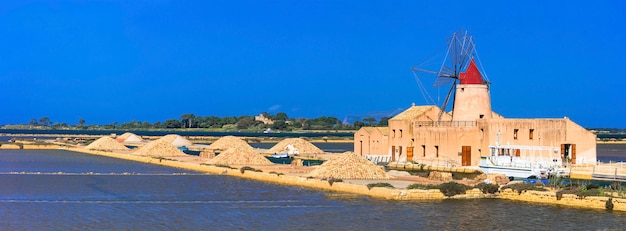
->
left=390, top=106, right=438, bottom=121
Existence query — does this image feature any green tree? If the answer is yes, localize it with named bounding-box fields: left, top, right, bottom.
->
left=379, top=117, right=390, bottom=126
left=180, top=114, right=195, bottom=128
left=363, top=117, right=377, bottom=125
left=29, top=118, right=38, bottom=126
left=353, top=120, right=365, bottom=129
left=78, top=119, right=86, bottom=127
left=271, top=120, right=288, bottom=130
left=236, top=116, right=257, bottom=129
left=163, top=119, right=182, bottom=128
left=274, top=112, right=288, bottom=121
left=38, top=117, right=51, bottom=126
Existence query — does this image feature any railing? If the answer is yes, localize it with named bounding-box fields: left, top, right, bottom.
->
left=364, top=155, right=391, bottom=165
left=409, top=157, right=461, bottom=168
left=414, top=121, right=476, bottom=128
left=571, top=161, right=626, bottom=176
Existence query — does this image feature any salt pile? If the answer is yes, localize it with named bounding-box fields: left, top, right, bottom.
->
left=206, top=146, right=273, bottom=166
left=85, top=136, right=129, bottom=151
left=133, top=136, right=188, bottom=157
left=306, top=152, right=389, bottom=180
left=160, top=134, right=193, bottom=147
left=116, top=132, right=145, bottom=143
left=206, top=136, right=254, bottom=151
left=264, top=138, right=324, bottom=155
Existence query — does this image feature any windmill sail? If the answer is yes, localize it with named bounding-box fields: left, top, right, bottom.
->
left=412, top=30, right=489, bottom=122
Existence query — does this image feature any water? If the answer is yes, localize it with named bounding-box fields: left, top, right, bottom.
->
left=1, top=150, right=625, bottom=230
left=597, top=144, right=626, bottom=162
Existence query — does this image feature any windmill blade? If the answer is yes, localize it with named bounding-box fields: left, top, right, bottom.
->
left=437, top=79, right=457, bottom=122
left=411, top=69, right=436, bottom=105
left=444, top=30, right=476, bottom=76
left=432, top=65, right=456, bottom=87
left=433, top=76, right=454, bottom=87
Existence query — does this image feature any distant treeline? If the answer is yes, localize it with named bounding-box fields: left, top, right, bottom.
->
left=11, top=112, right=390, bottom=131
left=592, top=128, right=626, bottom=134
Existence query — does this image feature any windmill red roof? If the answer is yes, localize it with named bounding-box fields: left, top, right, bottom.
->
left=460, top=59, right=483, bottom=84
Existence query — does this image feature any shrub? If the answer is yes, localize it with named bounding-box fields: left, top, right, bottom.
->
left=367, top=182, right=394, bottom=190
left=406, top=183, right=439, bottom=190
left=269, top=171, right=284, bottom=176
left=501, top=183, right=547, bottom=195
left=438, top=182, right=471, bottom=197
left=214, top=164, right=236, bottom=169
left=576, top=188, right=602, bottom=199
left=475, top=182, right=500, bottom=194
left=327, top=178, right=343, bottom=186
left=240, top=166, right=256, bottom=174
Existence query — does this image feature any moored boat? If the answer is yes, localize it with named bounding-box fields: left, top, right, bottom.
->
left=479, top=145, right=569, bottom=179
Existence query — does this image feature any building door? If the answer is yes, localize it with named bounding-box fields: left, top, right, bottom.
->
left=561, top=144, right=576, bottom=164
left=391, top=146, right=395, bottom=162
left=571, top=144, right=577, bottom=164
left=359, top=141, right=363, bottom=156
left=406, top=147, right=414, bottom=162
left=462, top=146, right=471, bottom=166
left=398, top=146, right=403, bottom=161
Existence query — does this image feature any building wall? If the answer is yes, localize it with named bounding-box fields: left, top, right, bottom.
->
left=452, top=84, right=492, bottom=121
left=388, top=119, right=411, bottom=162
left=387, top=106, right=451, bottom=161
left=565, top=118, right=597, bottom=164
left=478, top=118, right=597, bottom=164
left=357, top=107, right=597, bottom=167
left=354, top=128, right=389, bottom=156
left=406, top=126, right=483, bottom=165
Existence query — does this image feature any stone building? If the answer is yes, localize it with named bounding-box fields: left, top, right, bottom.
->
left=355, top=59, right=596, bottom=166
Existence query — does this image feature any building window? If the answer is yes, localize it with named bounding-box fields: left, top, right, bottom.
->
left=422, top=145, right=426, bottom=157
left=529, top=129, right=534, bottom=140
left=399, top=129, right=403, bottom=138
left=514, top=129, right=519, bottom=140
left=479, top=114, right=484, bottom=119
left=392, top=129, right=395, bottom=138
left=435, top=145, right=439, bottom=158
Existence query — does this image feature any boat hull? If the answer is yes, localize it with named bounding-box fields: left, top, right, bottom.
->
left=478, top=164, right=536, bottom=179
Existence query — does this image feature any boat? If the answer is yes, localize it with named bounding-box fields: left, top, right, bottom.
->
left=271, top=153, right=289, bottom=158
left=479, top=145, right=569, bottom=179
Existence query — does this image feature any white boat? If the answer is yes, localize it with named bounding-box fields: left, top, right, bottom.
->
left=479, top=145, right=569, bottom=179
left=271, top=153, right=289, bottom=158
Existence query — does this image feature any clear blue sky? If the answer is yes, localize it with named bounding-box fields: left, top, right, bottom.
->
left=1, top=1, right=624, bottom=128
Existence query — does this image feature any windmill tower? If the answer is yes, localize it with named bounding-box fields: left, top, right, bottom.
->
left=412, top=31, right=491, bottom=122
left=452, top=58, right=492, bottom=121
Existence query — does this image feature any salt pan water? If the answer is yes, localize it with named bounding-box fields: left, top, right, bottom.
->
left=1, top=150, right=625, bottom=230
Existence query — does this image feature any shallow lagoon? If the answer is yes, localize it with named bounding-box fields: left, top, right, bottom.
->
left=1, top=150, right=625, bottom=230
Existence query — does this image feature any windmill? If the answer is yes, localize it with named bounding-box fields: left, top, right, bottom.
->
left=412, top=30, right=490, bottom=121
